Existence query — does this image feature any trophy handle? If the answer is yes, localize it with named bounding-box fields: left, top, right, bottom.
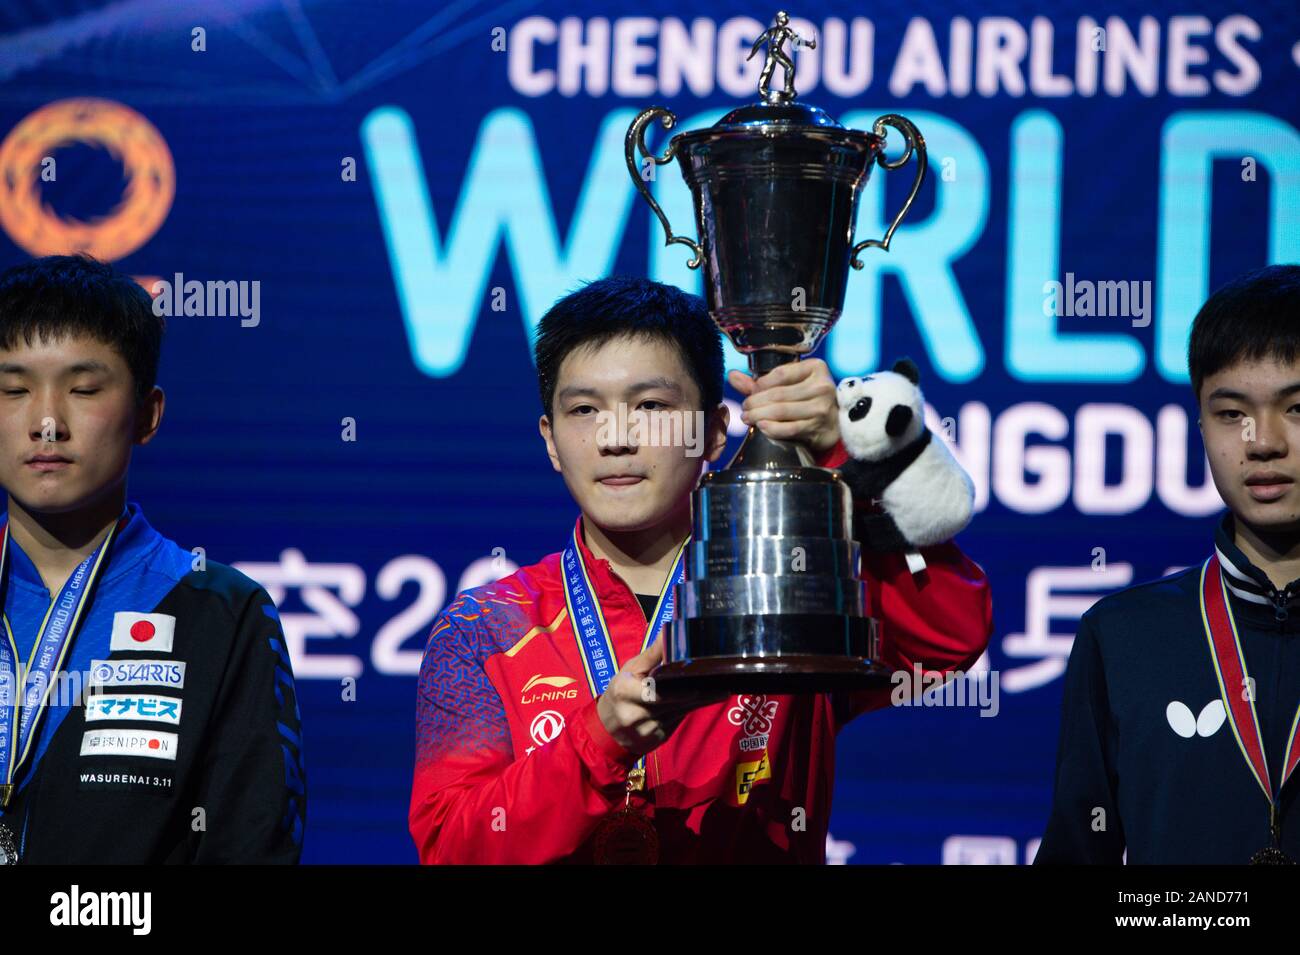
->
left=850, top=114, right=928, bottom=269
left=625, top=107, right=703, bottom=269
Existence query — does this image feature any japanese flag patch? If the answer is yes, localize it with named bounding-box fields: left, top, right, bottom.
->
left=110, top=612, right=176, bottom=653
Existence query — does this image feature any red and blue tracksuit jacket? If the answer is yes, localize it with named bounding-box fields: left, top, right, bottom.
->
left=410, top=442, right=993, bottom=863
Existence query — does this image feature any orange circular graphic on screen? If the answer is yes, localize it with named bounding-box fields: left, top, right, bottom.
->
left=0, top=98, right=174, bottom=260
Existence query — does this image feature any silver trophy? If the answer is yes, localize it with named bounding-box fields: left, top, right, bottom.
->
left=625, top=11, right=927, bottom=692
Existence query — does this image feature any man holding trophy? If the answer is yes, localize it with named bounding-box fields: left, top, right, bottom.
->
left=410, top=12, right=992, bottom=864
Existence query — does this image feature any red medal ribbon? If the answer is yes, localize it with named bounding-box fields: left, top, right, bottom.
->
left=1200, top=554, right=1300, bottom=804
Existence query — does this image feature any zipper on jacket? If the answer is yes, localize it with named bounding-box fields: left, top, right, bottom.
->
left=1274, top=588, right=1291, bottom=624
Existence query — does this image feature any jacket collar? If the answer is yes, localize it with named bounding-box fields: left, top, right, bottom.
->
left=1214, top=511, right=1300, bottom=624
left=572, top=514, right=630, bottom=600
left=571, top=514, right=691, bottom=603
left=5, top=500, right=158, bottom=591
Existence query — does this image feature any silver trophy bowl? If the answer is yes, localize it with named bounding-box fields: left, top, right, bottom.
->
left=624, top=12, right=927, bottom=693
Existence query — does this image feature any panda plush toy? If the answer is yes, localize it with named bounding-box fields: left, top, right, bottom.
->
left=835, top=358, right=974, bottom=571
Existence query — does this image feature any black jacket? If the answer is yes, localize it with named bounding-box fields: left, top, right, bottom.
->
left=1037, top=512, right=1300, bottom=863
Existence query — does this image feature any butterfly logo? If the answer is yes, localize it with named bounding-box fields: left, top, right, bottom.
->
left=1166, top=699, right=1227, bottom=738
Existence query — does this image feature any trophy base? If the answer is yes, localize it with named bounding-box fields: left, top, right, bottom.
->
left=653, top=654, right=891, bottom=695
left=658, top=613, right=889, bottom=695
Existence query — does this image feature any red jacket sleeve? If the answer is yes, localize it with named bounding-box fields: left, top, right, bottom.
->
left=409, top=611, right=639, bottom=864
left=814, top=439, right=994, bottom=730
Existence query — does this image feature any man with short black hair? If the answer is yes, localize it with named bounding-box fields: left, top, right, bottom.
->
left=411, top=274, right=992, bottom=864
left=0, top=254, right=305, bottom=863
left=1038, top=264, right=1300, bottom=864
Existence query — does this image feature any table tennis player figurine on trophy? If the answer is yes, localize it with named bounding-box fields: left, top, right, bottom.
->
left=623, top=10, right=928, bottom=693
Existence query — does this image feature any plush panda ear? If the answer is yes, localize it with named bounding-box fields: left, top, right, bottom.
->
left=892, top=357, right=920, bottom=384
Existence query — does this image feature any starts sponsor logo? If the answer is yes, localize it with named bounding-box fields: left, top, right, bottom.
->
left=79, top=729, right=178, bottom=761
left=109, top=612, right=176, bottom=653
left=520, top=673, right=578, bottom=705
left=85, top=694, right=182, bottom=726
left=89, top=659, right=185, bottom=689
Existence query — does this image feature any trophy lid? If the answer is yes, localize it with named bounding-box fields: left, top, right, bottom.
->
left=714, top=101, right=844, bottom=130
left=700, top=13, right=850, bottom=132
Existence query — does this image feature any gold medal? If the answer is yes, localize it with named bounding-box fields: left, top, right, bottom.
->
left=593, top=768, right=659, bottom=864
left=1249, top=846, right=1294, bottom=865
left=593, top=806, right=659, bottom=865
left=1250, top=806, right=1295, bottom=864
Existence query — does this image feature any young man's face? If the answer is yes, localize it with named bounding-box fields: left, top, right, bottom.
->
left=539, top=334, right=728, bottom=535
left=0, top=332, right=162, bottom=515
left=1199, top=354, right=1300, bottom=531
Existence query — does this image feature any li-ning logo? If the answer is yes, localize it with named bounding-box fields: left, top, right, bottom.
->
left=520, top=673, right=578, bottom=705
left=49, top=884, right=151, bottom=935
left=728, top=694, right=779, bottom=753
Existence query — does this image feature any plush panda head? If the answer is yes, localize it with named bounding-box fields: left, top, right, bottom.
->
left=836, top=358, right=925, bottom=462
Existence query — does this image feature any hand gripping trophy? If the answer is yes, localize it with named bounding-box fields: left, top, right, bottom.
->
left=624, top=10, right=928, bottom=693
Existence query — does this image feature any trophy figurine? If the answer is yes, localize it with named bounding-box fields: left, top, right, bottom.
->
left=624, top=10, right=928, bottom=692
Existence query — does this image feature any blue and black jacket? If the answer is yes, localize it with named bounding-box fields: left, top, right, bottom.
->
left=0, top=501, right=306, bottom=863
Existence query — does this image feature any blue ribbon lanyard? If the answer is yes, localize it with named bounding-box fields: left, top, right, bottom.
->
left=0, top=515, right=122, bottom=806
left=561, top=526, right=688, bottom=776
